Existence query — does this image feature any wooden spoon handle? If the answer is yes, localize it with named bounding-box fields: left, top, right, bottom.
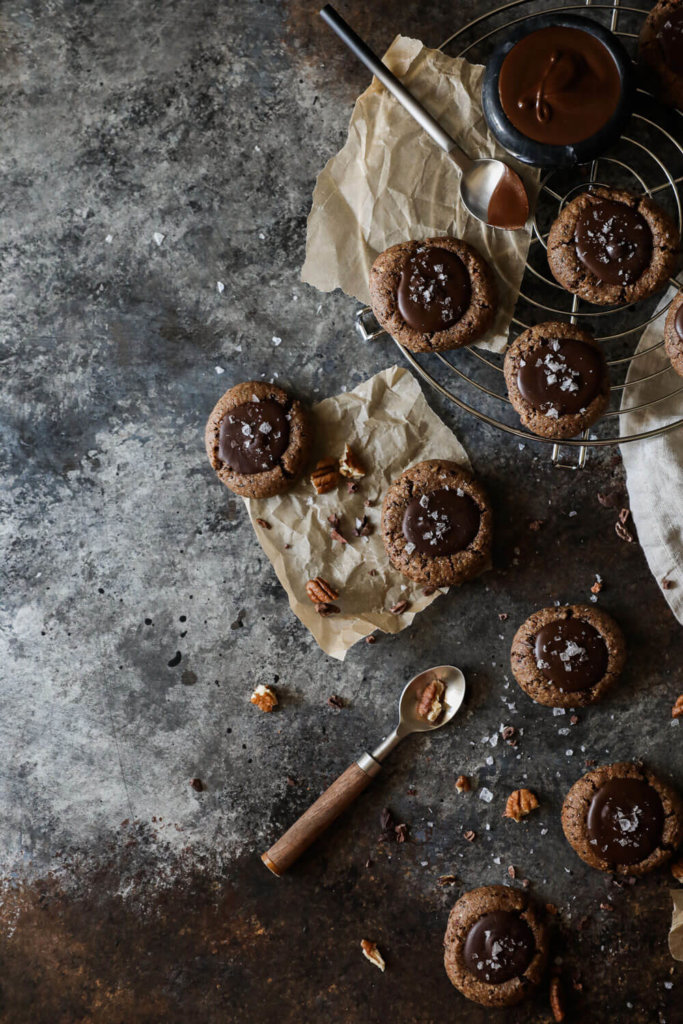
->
left=262, top=756, right=381, bottom=876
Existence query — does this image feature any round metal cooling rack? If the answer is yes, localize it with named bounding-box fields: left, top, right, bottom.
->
left=354, top=0, right=683, bottom=467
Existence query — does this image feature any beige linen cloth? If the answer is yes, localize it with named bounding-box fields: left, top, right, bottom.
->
left=301, top=36, right=540, bottom=352
left=671, top=890, right=683, bottom=961
left=246, top=366, right=473, bottom=660
left=620, top=289, right=683, bottom=624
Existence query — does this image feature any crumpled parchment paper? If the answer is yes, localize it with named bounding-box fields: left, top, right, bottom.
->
left=670, top=890, right=683, bottom=961
left=301, top=35, right=540, bottom=352
left=245, top=366, right=471, bottom=660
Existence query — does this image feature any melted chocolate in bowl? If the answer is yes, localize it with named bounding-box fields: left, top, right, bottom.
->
left=397, top=247, right=471, bottom=333
left=517, top=338, right=603, bottom=418
left=675, top=302, right=683, bottom=342
left=586, top=778, right=664, bottom=865
left=534, top=618, right=608, bottom=692
left=498, top=26, right=622, bottom=145
left=575, top=198, right=652, bottom=285
left=402, top=488, right=480, bottom=557
left=657, top=8, right=683, bottom=72
left=218, top=399, right=289, bottom=474
left=463, top=911, right=535, bottom=984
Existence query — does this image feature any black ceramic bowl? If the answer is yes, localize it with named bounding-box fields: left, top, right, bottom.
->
left=482, top=14, right=635, bottom=168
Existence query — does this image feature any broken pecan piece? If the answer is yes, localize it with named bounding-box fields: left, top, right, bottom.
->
left=339, top=443, right=366, bottom=479
left=549, top=977, right=565, bottom=1022
left=315, top=602, right=340, bottom=616
left=463, top=829, right=476, bottom=842
left=455, top=774, right=471, bottom=793
left=615, top=508, right=635, bottom=543
left=390, top=600, right=410, bottom=615
left=416, top=679, right=445, bottom=723
left=360, top=939, right=385, bottom=972
left=673, top=695, right=683, bottom=719
left=311, top=457, right=340, bottom=494
left=305, top=576, right=339, bottom=604
left=504, top=788, right=539, bottom=822
left=250, top=683, right=278, bottom=712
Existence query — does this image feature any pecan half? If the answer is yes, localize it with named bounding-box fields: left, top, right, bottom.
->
left=250, top=683, right=278, bottom=712
left=305, top=576, right=339, bottom=604
left=504, top=788, right=539, bottom=822
left=360, top=939, right=385, bottom=972
left=455, top=774, right=471, bottom=793
left=416, top=679, right=445, bottom=723
left=550, top=977, right=565, bottom=1022
left=390, top=600, right=410, bottom=615
left=339, top=443, right=366, bottom=479
left=673, top=695, right=683, bottom=719
left=311, top=457, right=340, bottom=494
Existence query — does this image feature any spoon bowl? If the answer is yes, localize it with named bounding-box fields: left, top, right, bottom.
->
left=397, top=664, right=467, bottom=734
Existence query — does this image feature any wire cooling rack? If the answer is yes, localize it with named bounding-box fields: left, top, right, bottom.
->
left=354, top=0, right=683, bottom=467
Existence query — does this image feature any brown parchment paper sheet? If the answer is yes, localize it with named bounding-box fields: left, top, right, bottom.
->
left=245, top=366, right=472, bottom=660
left=670, top=890, right=683, bottom=961
left=301, top=35, right=540, bottom=353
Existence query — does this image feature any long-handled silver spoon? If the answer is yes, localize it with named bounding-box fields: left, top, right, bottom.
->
left=262, top=664, right=466, bottom=875
left=319, top=5, right=530, bottom=230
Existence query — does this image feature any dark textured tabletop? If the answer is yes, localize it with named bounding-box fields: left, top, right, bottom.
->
left=1, top=1, right=682, bottom=1022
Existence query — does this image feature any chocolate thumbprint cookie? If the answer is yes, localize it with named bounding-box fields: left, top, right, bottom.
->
left=504, top=321, right=610, bottom=438
left=381, top=460, right=492, bottom=586
left=444, top=885, right=548, bottom=1007
left=205, top=381, right=311, bottom=498
left=562, top=762, right=683, bottom=876
left=369, top=237, right=497, bottom=352
left=510, top=604, right=625, bottom=707
left=547, top=186, right=679, bottom=306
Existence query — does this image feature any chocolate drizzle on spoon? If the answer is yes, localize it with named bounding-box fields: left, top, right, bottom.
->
left=397, top=247, right=471, bottom=333
left=463, top=911, right=535, bottom=984
left=575, top=197, right=652, bottom=285
left=586, top=777, right=664, bottom=864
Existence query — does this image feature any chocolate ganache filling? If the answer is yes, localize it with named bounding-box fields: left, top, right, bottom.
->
left=397, top=247, right=471, bottom=333
left=463, top=911, right=535, bottom=984
left=402, top=488, right=480, bottom=557
left=586, top=777, right=664, bottom=864
left=575, top=198, right=652, bottom=285
left=534, top=618, right=608, bottom=692
left=498, top=26, right=622, bottom=146
left=218, top=399, right=289, bottom=474
left=657, top=8, right=683, bottom=72
left=675, top=302, right=683, bottom=342
left=517, top=338, right=603, bottom=419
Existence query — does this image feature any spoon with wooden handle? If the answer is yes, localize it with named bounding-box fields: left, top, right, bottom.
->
left=261, top=664, right=466, bottom=875
left=319, top=5, right=529, bottom=230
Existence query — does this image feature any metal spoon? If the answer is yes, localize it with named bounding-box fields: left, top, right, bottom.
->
left=262, top=664, right=466, bottom=875
left=319, top=5, right=530, bottom=230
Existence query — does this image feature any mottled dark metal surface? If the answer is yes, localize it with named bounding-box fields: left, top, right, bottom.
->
left=1, top=1, right=682, bottom=1022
